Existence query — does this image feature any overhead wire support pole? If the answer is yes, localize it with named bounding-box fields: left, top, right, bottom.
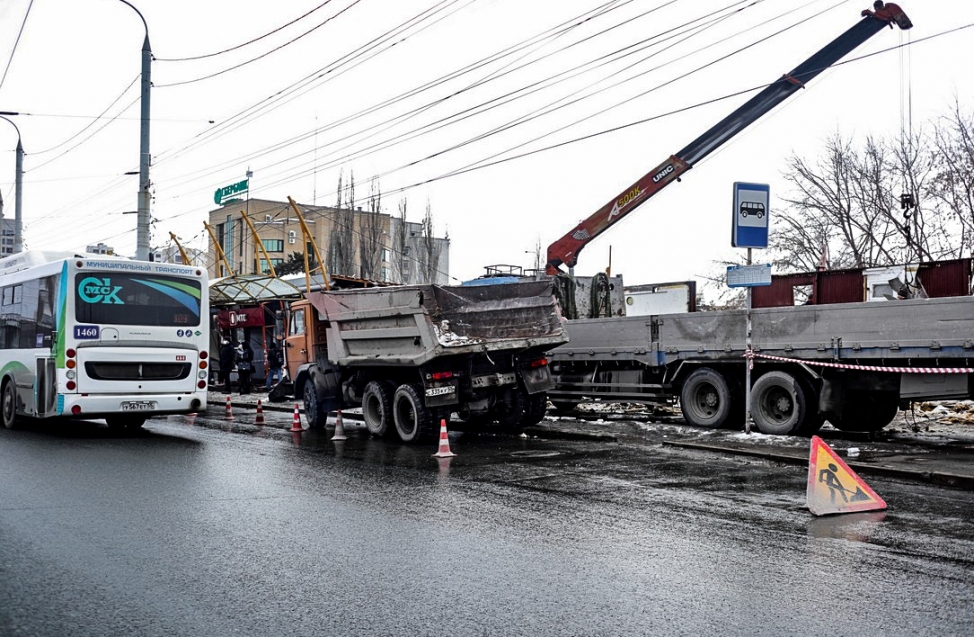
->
left=0, top=114, right=24, bottom=253
left=118, top=0, right=152, bottom=261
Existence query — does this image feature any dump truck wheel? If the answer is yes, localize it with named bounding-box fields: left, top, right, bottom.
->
left=680, top=368, right=734, bottom=428
left=392, top=384, right=435, bottom=443
left=303, top=381, right=326, bottom=429
left=523, top=393, right=548, bottom=426
left=750, top=370, right=808, bottom=435
left=497, top=387, right=528, bottom=430
left=362, top=381, right=394, bottom=437
left=2, top=381, right=17, bottom=430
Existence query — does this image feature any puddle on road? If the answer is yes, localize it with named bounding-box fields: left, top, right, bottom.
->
left=508, top=450, right=565, bottom=459
left=805, top=511, right=888, bottom=542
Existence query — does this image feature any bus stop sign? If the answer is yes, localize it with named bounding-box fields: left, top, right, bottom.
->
left=732, top=182, right=770, bottom=248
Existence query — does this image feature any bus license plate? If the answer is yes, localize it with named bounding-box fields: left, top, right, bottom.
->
left=121, top=401, right=156, bottom=411
left=425, top=386, right=455, bottom=397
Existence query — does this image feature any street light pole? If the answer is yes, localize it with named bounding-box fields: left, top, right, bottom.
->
left=118, top=1, right=152, bottom=261
left=0, top=114, right=24, bottom=254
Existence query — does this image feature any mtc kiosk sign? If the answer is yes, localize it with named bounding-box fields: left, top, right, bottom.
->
left=731, top=182, right=770, bottom=248
left=214, top=179, right=250, bottom=205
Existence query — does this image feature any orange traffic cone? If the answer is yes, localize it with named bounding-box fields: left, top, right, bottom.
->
left=225, top=395, right=233, bottom=419
left=290, top=403, right=303, bottom=432
left=331, top=410, right=348, bottom=441
left=432, top=419, right=456, bottom=458
left=254, top=399, right=265, bottom=426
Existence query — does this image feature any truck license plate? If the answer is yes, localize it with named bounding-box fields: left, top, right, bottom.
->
left=121, top=401, right=156, bottom=411
left=425, top=386, right=455, bottom=397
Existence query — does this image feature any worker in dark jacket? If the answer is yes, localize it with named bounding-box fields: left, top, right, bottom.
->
left=237, top=341, right=254, bottom=394
left=265, top=339, right=284, bottom=389
left=219, top=339, right=237, bottom=394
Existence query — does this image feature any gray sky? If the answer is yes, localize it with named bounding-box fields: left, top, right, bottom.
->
left=0, top=0, right=971, bottom=286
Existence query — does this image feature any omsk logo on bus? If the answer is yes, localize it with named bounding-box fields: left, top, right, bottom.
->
left=76, top=276, right=201, bottom=317
left=78, top=277, right=123, bottom=304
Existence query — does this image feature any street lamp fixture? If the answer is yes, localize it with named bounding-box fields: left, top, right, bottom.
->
left=0, top=113, right=24, bottom=254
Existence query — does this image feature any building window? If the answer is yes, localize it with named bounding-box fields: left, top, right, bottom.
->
left=263, top=239, right=284, bottom=253
left=258, top=258, right=285, bottom=273
left=380, top=248, right=390, bottom=262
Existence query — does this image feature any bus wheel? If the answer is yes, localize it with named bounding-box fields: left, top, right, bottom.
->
left=750, top=371, right=809, bottom=435
left=106, top=416, right=147, bottom=429
left=362, top=381, right=393, bottom=437
left=2, top=381, right=17, bottom=430
left=680, top=368, right=734, bottom=428
left=392, top=384, right=435, bottom=444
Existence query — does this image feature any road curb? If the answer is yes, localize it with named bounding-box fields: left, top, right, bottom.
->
left=662, top=439, right=974, bottom=491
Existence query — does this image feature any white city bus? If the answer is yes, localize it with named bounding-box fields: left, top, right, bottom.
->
left=0, top=251, right=209, bottom=429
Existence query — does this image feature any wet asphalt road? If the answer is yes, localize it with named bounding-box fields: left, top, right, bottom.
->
left=1, top=410, right=973, bottom=637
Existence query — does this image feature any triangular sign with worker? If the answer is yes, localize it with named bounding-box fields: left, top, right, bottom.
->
left=806, top=435, right=886, bottom=516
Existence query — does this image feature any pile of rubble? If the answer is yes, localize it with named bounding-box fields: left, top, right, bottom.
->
left=571, top=398, right=974, bottom=433
left=891, top=400, right=974, bottom=433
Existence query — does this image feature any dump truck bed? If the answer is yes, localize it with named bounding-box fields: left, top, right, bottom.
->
left=306, top=280, right=568, bottom=367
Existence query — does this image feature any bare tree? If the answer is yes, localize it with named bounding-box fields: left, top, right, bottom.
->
left=418, top=199, right=440, bottom=284
left=930, top=101, right=974, bottom=256
left=328, top=170, right=356, bottom=275
left=358, top=176, right=384, bottom=280
left=392, top=198, right=409, bottom=283
left=771, top=122, right=968, bottom=273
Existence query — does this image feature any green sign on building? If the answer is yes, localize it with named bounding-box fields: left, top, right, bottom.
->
left=214, top=179, right=249, bottom=205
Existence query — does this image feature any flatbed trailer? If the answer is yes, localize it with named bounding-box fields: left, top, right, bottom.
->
left=548, top=296, right=974, bottom=435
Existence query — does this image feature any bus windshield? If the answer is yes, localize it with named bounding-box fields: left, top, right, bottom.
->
left=75, top=273, right=203, bottom=327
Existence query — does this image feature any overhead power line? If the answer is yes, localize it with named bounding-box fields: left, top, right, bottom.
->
left=0, top=0, right=34, bottom=95
left=154, top=0, right=337, bottom=62
left=154, top=0, right=365, bottom=88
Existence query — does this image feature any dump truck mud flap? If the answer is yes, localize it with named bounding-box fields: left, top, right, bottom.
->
left=520, top=366, right=554, bottom=394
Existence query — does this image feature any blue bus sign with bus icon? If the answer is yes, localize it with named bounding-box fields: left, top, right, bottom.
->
left=732, top=182, right=770, bottom=248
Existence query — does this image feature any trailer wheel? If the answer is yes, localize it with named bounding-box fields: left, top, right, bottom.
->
left=362, top=381, right=394, bottom=437
left=750, top=371, right=809, bottom=435
left=829, top=392, right=899, bottom=432
left=785, top=375, right=824, bottom=436
left=392, top=384, right=435, bottom=444
left=303, top=381, right=327, bottom=429
left=549, top=400, right=579, bottom=413
left=680, top=368, right=735, bottom=428
left=2, top=380, right=17, bottom=430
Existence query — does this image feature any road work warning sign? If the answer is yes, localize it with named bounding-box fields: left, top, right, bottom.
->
left=806, top=436, right=887, bottom=516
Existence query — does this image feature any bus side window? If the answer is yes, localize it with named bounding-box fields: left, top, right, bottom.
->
left=1, top=285, right=21, bottom=349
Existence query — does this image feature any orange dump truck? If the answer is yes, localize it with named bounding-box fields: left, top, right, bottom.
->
left=284, top=280, right=568, bottom=443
